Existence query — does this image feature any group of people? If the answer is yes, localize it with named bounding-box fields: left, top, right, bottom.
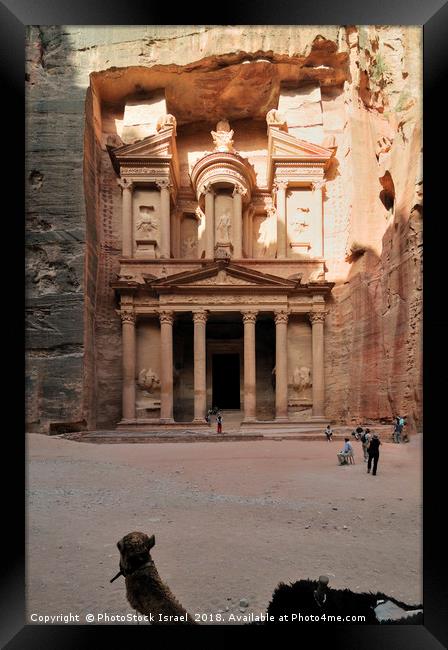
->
left=325, top=424, right=381, bottom=475
left=206, top=407, right=223, bottom=433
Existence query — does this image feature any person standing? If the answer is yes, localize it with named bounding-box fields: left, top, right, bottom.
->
left=367, top=433, right=381, bottom=475
left=324, top=424, right=333, bottom=442
left=217, top=412, right=223, bottom=434
left=361, top=428, right=371, bottom=462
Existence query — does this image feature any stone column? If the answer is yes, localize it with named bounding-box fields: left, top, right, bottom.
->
left=121, top=308, right=136, bottom=421
left=118, top=178, right=133, bottom=257
left=309, top=311, right=327, bottom=417
left=311, top=181, right=325, bottom=257
left=275, top=309, right=289, bottom=421
left=159, top=310, right=174, bottom=423
left=242, top=310, right=258, bottom=422
left=232, top=185, right=245, bottom=258
left=274, top=180, right=288, bottom=258
left=204, top=184, right=215, bottom=259
left=176, top=212, right=182, bottom=258
left=156, top=180, right=171, bottom=259
left=193, top=310, right=208, bottom=423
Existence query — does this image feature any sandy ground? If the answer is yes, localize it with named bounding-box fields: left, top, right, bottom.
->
left=26, top=434, right=422, bottom=625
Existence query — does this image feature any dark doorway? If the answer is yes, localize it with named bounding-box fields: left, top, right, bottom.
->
left=212, top=354, right=240, bottom=409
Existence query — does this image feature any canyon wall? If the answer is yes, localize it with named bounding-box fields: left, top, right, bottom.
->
left=25, top=26, right=422, bottom=433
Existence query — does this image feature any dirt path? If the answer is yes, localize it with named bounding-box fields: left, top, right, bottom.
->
left=27, top=434, right=422, bottom=625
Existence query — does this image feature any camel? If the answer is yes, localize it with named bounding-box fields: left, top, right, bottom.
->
left=112, top=531, right=423, bottom=625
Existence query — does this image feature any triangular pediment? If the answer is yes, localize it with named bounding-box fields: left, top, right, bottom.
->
left=147, top=262, right=298, bottom=292
left=268, top=128, right=334, bottom=161
left=111, top=128, right=176, bottom=161
left=108, top=127, right=180, bottom=186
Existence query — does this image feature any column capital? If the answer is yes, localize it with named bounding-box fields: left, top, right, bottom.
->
left=159, top=310, right=174, bottom=325
left=311, top=180, right=326, bottom=192
left=155, top=179, right=172, bottom=192
left=193, top=310, right=208, bottom=324
left=274, top=309, right=289, bottom=325
left=201, top=181, right=216, bottom=195
left=273, top=179, right=288, bottom=193
left=232, top=184, right=247, bottom=197
left=121, top=309, right=135, bottom=324
left=242, top=310, right=258, bottom=324
left=117, top=177, right=133, bottom=191
left=309, top=310, right=328, bottom=324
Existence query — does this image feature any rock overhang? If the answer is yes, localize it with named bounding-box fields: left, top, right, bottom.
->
left=90, top=39, right=349, bottom=125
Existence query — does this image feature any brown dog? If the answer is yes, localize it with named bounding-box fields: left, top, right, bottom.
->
left=112, top=532, right=196, bottom=625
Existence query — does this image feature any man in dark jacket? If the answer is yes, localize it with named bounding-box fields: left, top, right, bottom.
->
left=367, top=433, right=381, bottom=475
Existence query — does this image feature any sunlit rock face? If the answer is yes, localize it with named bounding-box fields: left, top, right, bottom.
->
left=25, top=26, right=422, bottom=433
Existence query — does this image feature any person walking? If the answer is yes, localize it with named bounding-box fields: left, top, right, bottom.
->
left=393, top=416, right=402, bottom=443
left=216, top=412, right=223, bottom=434
left=361, top=428, right=371, bottom=462
left=324, top=424, right=333, bottom=442
left=367, top=433, right=381, bottom=475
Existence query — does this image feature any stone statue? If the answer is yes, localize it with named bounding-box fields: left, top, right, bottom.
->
left=266, top=108, right=287, bottom=128
left=182, top=236, right=197, bottom=257
left=211, top=119, right=235, bottom=152
left=308, top=269, right=325, bottom=282
left=137, top=368, right=160, bottom=393
left=217, top=212, right=232, bottom=241
left=156, top=113, right=177, bottom=134
left=292, top=366, right=312, bottom=394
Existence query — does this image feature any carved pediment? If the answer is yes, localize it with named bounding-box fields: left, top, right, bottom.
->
left=268, top=128, right=334, bottom=161
left=108, top=127, right=180, bottom=188
left=147, top=261, right=298, bottom=293
left=267, top=127, right=334, bottom=188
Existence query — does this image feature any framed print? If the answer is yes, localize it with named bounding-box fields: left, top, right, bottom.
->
left=4, top=0, right=447, bottom=647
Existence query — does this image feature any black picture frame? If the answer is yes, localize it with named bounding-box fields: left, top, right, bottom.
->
left=6, top=0, right=448, bottom=647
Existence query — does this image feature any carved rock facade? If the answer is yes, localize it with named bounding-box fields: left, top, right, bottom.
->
left=25, top=26, right=422, bottom=432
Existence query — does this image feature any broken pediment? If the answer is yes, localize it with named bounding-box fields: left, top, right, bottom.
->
left=268, top=127, right=334, bottom=162
left=107, top=127, right=180, bottom=188
left=267, top=127, right=334, bottom=188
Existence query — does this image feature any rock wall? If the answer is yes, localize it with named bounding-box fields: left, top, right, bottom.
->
left=25, top=26, right=422, bottom=433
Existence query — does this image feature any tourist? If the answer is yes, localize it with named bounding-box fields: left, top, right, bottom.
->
left=337, top=438, right=353, bottom=465
left=352, top=426, right=364, bottom=441
left=205, top=409, right=212, bottom=425
left=217, top=412, right=223, bottom=434
left=361, top=428, right=371, bottom=462
left=393, top=415, right=405, bottom=443
left=401, top=416, right=409, bottom=442
left=367, top=433, right=381, bottom=475
left=324, top=424, right=333, bottom=442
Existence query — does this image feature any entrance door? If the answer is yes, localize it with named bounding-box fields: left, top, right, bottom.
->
left=212, top=354, right=240, bottom=409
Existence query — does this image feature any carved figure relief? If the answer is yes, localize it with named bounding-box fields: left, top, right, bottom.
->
left=182, top=236, right=197, bottom=258
left=292, top=219, right=310, bottom=234
left=156, top=113, right=177, bottom=134
left=255, top=210, right=276, bottom=258
left=211, top=119, right=235, bottom=152
left=217, top=211, right=232, bottom=241
left=137, top=368, right=160, bottom=393
left=137, top=206, right=158, bottom=238
left=292, top=366, right=312, bottom=394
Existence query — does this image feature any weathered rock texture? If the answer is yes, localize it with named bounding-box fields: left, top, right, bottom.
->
left=25, top=26, right=422, bottom=433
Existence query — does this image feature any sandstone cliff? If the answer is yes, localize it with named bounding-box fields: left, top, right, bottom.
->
left=25, top=26, right=422, bottom=432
